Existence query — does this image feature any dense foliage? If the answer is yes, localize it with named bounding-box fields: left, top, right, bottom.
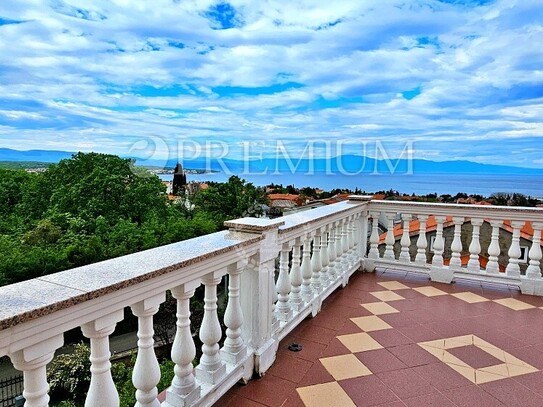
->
left=0, top=153, right=265, bottom=287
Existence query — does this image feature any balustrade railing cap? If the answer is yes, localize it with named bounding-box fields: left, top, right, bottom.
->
left=348, top=195, right=373, bottom=202
left=224, top=217, right=285, bottom=232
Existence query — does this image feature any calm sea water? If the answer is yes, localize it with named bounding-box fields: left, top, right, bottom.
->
left=160, top=172, right=543, bottom=198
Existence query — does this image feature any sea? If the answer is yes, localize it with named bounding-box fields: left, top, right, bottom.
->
left=158, top=172, right=543, bottom=198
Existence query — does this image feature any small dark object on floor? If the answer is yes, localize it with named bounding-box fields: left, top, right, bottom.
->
left=288, top=343, right=303, bottom=352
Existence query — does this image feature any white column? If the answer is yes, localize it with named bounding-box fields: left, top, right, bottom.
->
left=131, top=294, right=165, bottom=407
left=195, top=273, right=226, bottom=384
left=368, top=212, right=380, bottom=260
left=81, top=310, right=124, bottom=407
left=166, top=285, right=200, bottom=406
left=526, top=223, right=543, bottom=279
left=300, top=233, right=314, bottom=302
left=337, top=219, right=346, bottom=273
left=276, top=242, right=293, bottom=321
left=222, top=261, right=248, bottom=364
left=432, top=216, right=446, bottom=268
left=415, top=215, right=429, bottom=264
left=384, top=212, right=396, bottom=260
left=289, top=238, right=303, bottom=311
left=327, top=224, right=337, bottom=280
left=506, top=221, right=525, bottom=277
left=10, top=335, right=63, bottom=407
left=449, top=217, right=464, bottom=271
left=467, top=218, right=484, bottom=273
left=399, top=213, right=412, bottom=262
left=311, top=229, right=322, bottom=292
left=320, top=227, right=330, bottom=286
left=486, top=220, right=501, bottom=274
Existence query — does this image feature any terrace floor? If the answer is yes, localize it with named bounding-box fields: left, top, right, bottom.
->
left=216, top=269, right=543, bottom=406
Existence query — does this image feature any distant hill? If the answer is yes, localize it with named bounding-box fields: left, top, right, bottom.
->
left=1, top=148, right=542, bottom=175
left=0, top=148, right=74, bottom=162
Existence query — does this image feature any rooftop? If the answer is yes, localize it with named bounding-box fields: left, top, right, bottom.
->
left=217, top=268, right=543, bottom=407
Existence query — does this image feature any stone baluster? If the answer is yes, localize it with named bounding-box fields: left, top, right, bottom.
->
left=336, top=220, right=345, bottom=274
left=166, top=285, right=200, bottom=406
left=384, top=212, right=396, bottom=260
left=399, top=213, right=412, bottom=262
left=222, top=261, right=248, bottom=364
left=449, top=217, right=464, bottom=271
left=131, top=294, right=166, bottom=407
left=9, top=335, right=63, bottom=407
left=506, top=221, right=525, bottom=277
left=349, top=214, right=359, bottom=265
left=526, top=223, right=543, bottom=279
left=320, top=227, right=330, bottom=287
left=300, top=233, right=314, bottom=302
left=276, top=242, right=293, bottom=321
left=415, top=215, right=429, bottom=264
left=432, top=216, right=446, bottom=268
left=486, top=220, right=502, bottom=274
left=368, top=212, right=380, bottom=260
left=327, top=224, right=338, bottom=280
left=341, top=218, right=350, bottom=272
left=195, top=273, right=226, bottom=384
left=311, top=229, right=322, bottom=292
left=467, top=219, right=484, bottom=273
left=81, top=310, right=124, bottom=407
left=289, top=238, right=303, bottom=311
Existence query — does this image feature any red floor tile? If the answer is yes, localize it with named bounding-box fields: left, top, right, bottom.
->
left=296, top=323, right=338, bottom=345
left=412, top=362, right=473, bottom=391
left=376, top=368, right=435, bottom=400
left=388, top=343, right=441, bottom=367
left=369, top=329, right=414, bottom=348
left=447, top=345, right=503, bottom=369
left=339, top=374, right=401, bottom=407
left=266, top=351, right=313, bottom=384
left=480, top=378, right=543, bottom=407
left=355, top=348, right=407, bottom=373
left=441, top=385, right=505, bottom=407
left=235, top=374, right=297, bottom=407
left=403, top=391, right=456, bottom=407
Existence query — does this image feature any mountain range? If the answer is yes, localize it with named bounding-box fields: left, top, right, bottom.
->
left=1, top=148, right=542, bottom=175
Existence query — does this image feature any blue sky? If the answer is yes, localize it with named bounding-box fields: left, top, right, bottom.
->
left=0, top=0, right=542, bottom=168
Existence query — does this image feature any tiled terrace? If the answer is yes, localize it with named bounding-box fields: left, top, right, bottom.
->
left=217, top=268, right=543, bottom=407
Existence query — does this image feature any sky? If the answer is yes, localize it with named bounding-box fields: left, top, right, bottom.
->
left=0, top=0, right=542, bottom=168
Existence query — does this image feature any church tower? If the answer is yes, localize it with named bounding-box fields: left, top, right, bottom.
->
left=172, top=163, right=187, bottom=195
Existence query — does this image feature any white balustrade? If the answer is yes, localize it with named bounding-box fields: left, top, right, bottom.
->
left=131, top=294, right=165, bottom=407
left=81, top=310, right=124, bottom=407
left=384, top=212, right=396, bottom=260
left=288, top=238, right=303, bottom=310
left=195, top=274, right=226, bottom=384
left=10, top=335, right=63, bottom=407
left=222, top=261, right=248, bottom=364
left=310, top=229, right=322, bottom=292
left=506, top=221, right=525, bottom=277
left=486, top=220, right=502, bottom=274
left=300, top=233, right=314, bottom=302
left=449, top=217, right=464, bottom=272
left=399, top=213, right=412, bottom=262
left=467, top=218, right=483, bottom=273
left=526, top=223, right=543, bottom=279
left=432, top=216, right=445, bottom=268
left=327, top=224, right=338, bottom=280
left=166, top=286, right=200, bottom=406
left=368, top=212, right=380, bottom=260
left=415, top=215, right=429, bottom=265
left=276, top=243, right=293, bottom=321
left=320, top=228, right=330, bottom=287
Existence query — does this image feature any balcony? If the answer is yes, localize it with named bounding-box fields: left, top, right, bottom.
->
left=1, top=197, right=543, bottom=406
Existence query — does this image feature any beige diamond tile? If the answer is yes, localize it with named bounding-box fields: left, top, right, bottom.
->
left=473, top=336, right=500, bottom=350
left=337, top=332, right=383, bottom=353
left=351, top=315, right=392, bottom=332
left=451, top=292, right=489, bottom=303
left=413, top=286, right=448, bottom=297
left=493, top=298, right=535, bottom=311
left=361, top=302, right=399, bottom=315
left=419, top=344, right=446, bottom=361
left=297, top=382, right=356, bottom=407
left=419, top=339, right=446, bottom=349
left=444, top=335, right=474, bottom=349
left=448, top=364, right=476, bottom=383
left=370, top=290, right=404, bottom=302
left=319, top=354, right=373, bottom=381
left=479, top=363, right=509, bottom=378
left=475, top=369, right=506, bottom=384
left=507, top=363, right=538, bottom=377
left=378, top=281, right=410, bottom=290
left=443, top=352, right=470, bottom=368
